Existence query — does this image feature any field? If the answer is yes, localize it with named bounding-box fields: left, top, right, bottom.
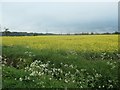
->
left=1, top=35, right=120, bottom=89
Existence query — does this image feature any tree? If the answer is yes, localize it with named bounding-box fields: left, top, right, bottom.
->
left=91, top=32, right=94, bottom=35
left=113, top=31, right=120, bottom=34
left=4, top=27, right=10, bottom=36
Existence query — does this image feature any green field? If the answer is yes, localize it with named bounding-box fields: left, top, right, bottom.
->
left=1, top=35, right=120, bottom=89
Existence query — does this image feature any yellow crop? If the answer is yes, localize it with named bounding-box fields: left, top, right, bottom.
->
left=1, top=35, right=118, bottom=52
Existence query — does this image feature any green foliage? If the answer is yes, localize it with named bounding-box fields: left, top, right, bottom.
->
left=1, top=35, right=119, bottom=89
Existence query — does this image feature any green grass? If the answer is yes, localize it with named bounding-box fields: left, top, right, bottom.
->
left=1, top=35, right=120, bottom=89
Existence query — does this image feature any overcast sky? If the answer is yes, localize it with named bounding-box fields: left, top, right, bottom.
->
left=1, top=2, right=118, bottom=33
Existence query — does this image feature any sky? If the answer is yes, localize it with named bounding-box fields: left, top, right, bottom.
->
left=1, top=1, right=118, bottom=33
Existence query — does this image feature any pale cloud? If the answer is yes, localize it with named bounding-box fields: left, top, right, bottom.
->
left=1, top=2, right=118, bottom=33
left=1, top=0, right=119, bottom=2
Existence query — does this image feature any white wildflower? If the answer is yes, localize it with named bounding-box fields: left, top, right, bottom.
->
left=19, top=77, right=23, bottom=81
left=65, top=79, right=68, bottom=83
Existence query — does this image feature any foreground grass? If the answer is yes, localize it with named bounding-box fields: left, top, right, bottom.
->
left=1, top=35, right=120, bottom=89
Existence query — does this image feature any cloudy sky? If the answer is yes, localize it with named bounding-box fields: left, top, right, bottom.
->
left=1, top=1, right=118, bottom=33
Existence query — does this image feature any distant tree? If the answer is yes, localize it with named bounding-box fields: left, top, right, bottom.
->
left=33, top=33, right=38, bottom=36
left=113, top=31, right=120, bottom=34
left=91, top=32, right=94, bottom=35
left=67, top=33, right=70, bottom=35
left=103, top=32, right=111, bottom=35
left=4, top=27, right=10, bottom=36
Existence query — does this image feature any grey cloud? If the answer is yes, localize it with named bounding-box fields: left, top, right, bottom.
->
left=2, top=2, right=117, bottom=33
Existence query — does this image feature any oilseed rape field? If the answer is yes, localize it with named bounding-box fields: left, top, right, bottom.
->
left=1, top=35, right=120, bottom=89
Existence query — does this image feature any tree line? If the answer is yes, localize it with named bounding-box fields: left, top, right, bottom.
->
left=0, top=28, right=120, bottom=36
